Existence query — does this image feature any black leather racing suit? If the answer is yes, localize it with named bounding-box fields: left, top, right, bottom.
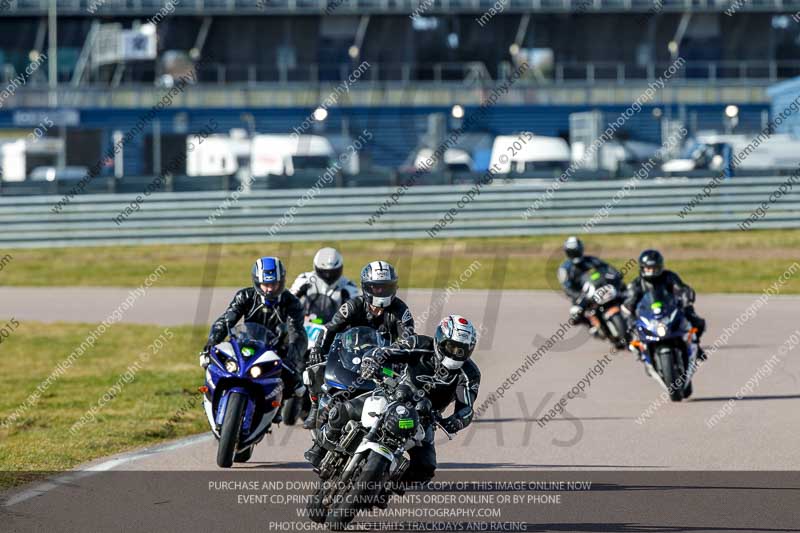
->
left=208, top=287, right=307, bottom=396
left=558, top=256, right=621, bottom=326
left=622, top=270, right=706, bottom=339
left=305, top=295, right=415, bottom=418
left=324, top=334, right=481, bottom=482
left=313, top=295, right=415, bottom=356
left=558, top=256, right=620, bottom=302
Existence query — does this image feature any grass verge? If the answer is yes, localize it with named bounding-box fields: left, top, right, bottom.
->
left=0, top=321, right=207, bottom=490
left=2, top=229, right=800, bottom=294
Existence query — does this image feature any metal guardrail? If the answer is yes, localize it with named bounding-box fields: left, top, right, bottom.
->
left=3, top=0, right=800, bottom=13
left=2, top=82, right=774, bottom=108
left=1, top=177, right=798, bottom=248
left=16, top=60, right=798, bottom=86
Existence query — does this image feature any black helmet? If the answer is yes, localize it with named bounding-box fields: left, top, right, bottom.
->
left=251, top=256, right=286, bottom=305
left=564, top=236, right=584, bottom=261
left=360, top=261, right=398, bottom=308
left=638, top=249, right=664, bottom=280
left=433, top=315, right=477, bottom=370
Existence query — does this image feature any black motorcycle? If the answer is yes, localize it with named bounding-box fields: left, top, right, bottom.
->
left=282, top=292, right=345, bottom=425
left=303, top=326, right=388, bottom=433
left=575, top=268, right=629, bottom=349
left=306, top=366, right=440, bottom=530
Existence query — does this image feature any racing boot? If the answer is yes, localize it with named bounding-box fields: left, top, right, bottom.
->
left=303, top=399, right=319, bottom=430
left=304, top=426, right=339, bottom=469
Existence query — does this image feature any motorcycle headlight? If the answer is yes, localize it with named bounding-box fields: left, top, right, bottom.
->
left=249, top=366, right=262, bottom=379
left=656, top=323, right=668, bottom=337
left=225, top=360, right=239, bottom=373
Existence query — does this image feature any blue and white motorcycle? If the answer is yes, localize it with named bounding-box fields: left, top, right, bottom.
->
left=629, top=291, right=700, bottom=402
left=201, top=322, right=286, bottom=467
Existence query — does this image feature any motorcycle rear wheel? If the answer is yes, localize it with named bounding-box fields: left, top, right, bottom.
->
left=281, top=397, right=303, bottom=426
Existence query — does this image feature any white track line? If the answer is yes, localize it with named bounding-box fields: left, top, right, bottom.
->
left=3, top=433, right=213, bottom=507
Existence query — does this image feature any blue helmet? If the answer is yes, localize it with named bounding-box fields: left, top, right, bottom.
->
left=252, top=257, right=286, bottom=304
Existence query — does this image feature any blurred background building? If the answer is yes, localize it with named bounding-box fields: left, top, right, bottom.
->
left=0, top=0, right=799, bottom=194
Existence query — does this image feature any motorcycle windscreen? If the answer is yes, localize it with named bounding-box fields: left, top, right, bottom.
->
left=336, top=327, right=387, bottom=372
left=636, top=291, right=680, bottom=323
left=231, top=322, right=279, bottom=352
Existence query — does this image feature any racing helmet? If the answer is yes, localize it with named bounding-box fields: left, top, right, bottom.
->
left=360, top=261, right=398, bottom=308
left=313, top=247, right=344, bottom=285
left=434, top=315, right=477, bottom=370
left=638, top=249, right=664, bottom=281
left=252, top=256, right=286, bottom=305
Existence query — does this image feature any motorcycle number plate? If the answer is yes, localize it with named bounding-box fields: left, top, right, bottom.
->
left=592, top=285, right=616, bottom=304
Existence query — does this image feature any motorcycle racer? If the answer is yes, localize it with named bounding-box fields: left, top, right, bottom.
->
left=558, top=236, right=623, bottom=335
left=200, top=256, right=307, bottom=423
left=302, top=260, right=415, bottom=429
left=305, top=314, right=480, bottom=484
left=290, top=247, right=360, bottom=322
left=623, top=249, right=707, bottom=360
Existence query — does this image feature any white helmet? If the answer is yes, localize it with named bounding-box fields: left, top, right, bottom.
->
left=434, top=315, right=477, bottom=370
left=313, top=247, right=344, bottom=285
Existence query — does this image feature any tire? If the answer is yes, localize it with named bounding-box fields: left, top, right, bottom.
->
left=328, top=451, right=391, bottom=531
left=656, top=346, right=684, bottom=402
left=306, top=486, right=329, bottom=524
left=234, top=446, right=253, bottom=463
left=683, top=381, right=693, bottom=399
left=607, top=313, right=628, bottom=349
left=281, top=396, right=302, bottom=426
left=216, top=392, right=247, bottom=468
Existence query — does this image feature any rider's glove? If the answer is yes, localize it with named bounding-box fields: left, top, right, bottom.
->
left=441, top=416, right=464, bottom=434
left=309, top=347, right=325, bottom=365
left=360, top=356, right=382, bottom=380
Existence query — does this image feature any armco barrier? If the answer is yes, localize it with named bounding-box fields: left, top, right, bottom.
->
left=1, top=176, right=799, bottom=248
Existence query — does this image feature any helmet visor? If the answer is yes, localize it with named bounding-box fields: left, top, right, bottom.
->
left=259, top=281, right=282, bottom=296
left=642, top=266, right=660, bottom=277
left=364, top=280, right=397, bottom=297
left=315, top=266, right=343, bottom=284
left=442, top=340, right=471, bottom=361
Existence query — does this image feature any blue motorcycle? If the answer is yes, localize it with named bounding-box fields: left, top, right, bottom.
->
left=202, top=322, right=286, bottom=467
left=630, top=291, right=700, bottom=402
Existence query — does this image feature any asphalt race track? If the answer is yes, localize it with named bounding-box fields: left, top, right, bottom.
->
left=3, top=287, right=800, bottom=532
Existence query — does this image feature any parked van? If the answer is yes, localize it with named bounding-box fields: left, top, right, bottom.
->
left=250, top=135, right=335, bottom=177
left=490, top=134, right=570, bottom=174
left=187, top=134, right=343, bottom=178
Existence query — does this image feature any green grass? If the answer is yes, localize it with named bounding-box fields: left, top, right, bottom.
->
left=0, top=322, right=208, bottom=490
left=3, top=229, right=800, bottom=294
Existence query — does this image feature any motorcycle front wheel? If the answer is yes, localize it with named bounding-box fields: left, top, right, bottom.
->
left=216, top=392, right=247, bottom=468
left=656, top=346, right=685, bottom=402
left=328, top=451, right=391, bottom=531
